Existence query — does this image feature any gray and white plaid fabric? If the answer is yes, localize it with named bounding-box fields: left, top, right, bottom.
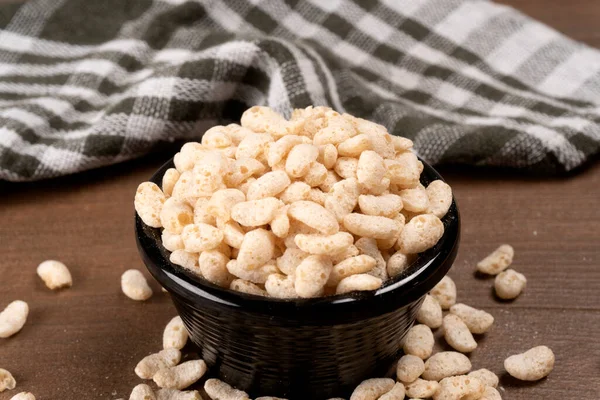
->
left=1, top=0, right=599, bottom=181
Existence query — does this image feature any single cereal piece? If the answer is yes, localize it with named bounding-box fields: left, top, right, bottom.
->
left=358, top=194, right=403, bottom=218
left=221, top=221, right=245, bottom=249
left=241, top=106, right=289, bottom=138
left=336, top=274, right=382, bottom=295
left=227, top=260, right=277, bottom=284
left=0, top=368, right=16, bottom=392
left=391, top=136, right=413, bottom=152
left=121, top=270, right=153, bottom=301
left=279, top=182, right=311, bottom=204
left=397, top=214, right=444, bottom=254
left=236, top=229, right=275, bottom=270
left=288, top=201, right=339, bottom=235
left=468, top=369, right=499, bottom=388
left=378, top=382, right=405, bottom=400
left=318, top=144, right=338, bottom=169
left=313, top=117, right=357, bottom=146
left=162, top=230, right=184, bottom=252
left=156, top=388, right=202, bottom=400
left=202, top=126, right=232, bottom=148
left=386, top=251, right=410, bottom=278
left=319, top=170, right=341, bottom=192
left=334, top=157, right=358, bottom=179
left=206, top=189, right=246, bottom=221
left=225, top=158, right=266, bottom=187
left=135, top=182, right=166, bottom=228
left=433, top=376, right=485, bottom=400
left=173, top=142, right=205, bottom=172
left=337, top=134, right=372, bottom=157
left=160, top=198, right=194, bottom=234
left=295, top=255, right=332, bottom=298
left=416, top=294, right=443, bottom=329
left=403, top=324, right=434, bottom=360
left=270, top=205, right=290, bottom=238
left=247, top=171, right=291, bottom=200
left=426, top=180, right=452, bottom=218
left=331, top=245, right=360, bottom=265
left=396, top=355, right=425, bottom=384
left=181, top=223, right=224, bottom=253
left=356, top=151, right=386, bottom=191
left=327, top=255, right=376, bottom=287
left=229, top=279, right=267, bottom=296
left=192, top=198, right=216, bottom=226
left=130, top=384, right=157, bottom=400
left=385, top=153, right=420, bottom=189
left=443, top=314, right=477, bottom=353
left=153, top=360, right=207, bottom=390
left=135, top=348, right=182, bottom=379
left=422, top=351, right=472, bottom=381
left=294, top=232, right=353, bottom=256
left=162, top=168, right=181, bottom=197
left=286, top=144, right=319, bottom=178
left=10, top=393, right=36, bottom=400
left=480, top=386, right=502, bottom=400
left=405, top=379, right=439, bottom=399
left=231, top=198, right=283, bottom=227
left=325, top=178, right=360, bottom=222
left=504, top=346, right=555, bottom=381
left=276, top=248, right=309, bottom=276
left=494, top=269, right=527, bottom=300
left=343, top=213, right=401, bottom=240
left=265, top=274, right=297, bottom=299
left=163, top=316, right=188, bottom=350
left=267, top=135, right=305, bottom=167
left=204, top=378, right=250, bottom=400
left=307, top=188, right=326, bottom=206
left=36, top=260, right=72, bottom=290
left=170, top=250, right=199, bottom=272
left=349, top=378, right=395, bottom=400
left=477, top=245, right=514, bottom=275
left=429, top=276, right=457, bottom=310
left=398, top=186, right=429, bottom=213
left=303, top=162, right=328, bottom=187
left=355, top=237, right=388, bottom=281
left=449, top=303, right=494, bottom=334
left=199, top=250, right=231, bottom=287
left=235, top=133, right=273, bottom=161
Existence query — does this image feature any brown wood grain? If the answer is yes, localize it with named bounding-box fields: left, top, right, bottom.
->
left=1, top=0, right=600, bottom=399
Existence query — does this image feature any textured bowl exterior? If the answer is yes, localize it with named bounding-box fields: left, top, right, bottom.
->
left=136, top=157, right=460, bottom=400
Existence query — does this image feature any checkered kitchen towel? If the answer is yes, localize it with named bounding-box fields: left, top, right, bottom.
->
left=1, top=0, right=600, bottom=181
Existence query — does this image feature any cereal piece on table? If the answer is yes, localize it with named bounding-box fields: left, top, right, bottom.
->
left=160, top=197, right=194, bottom=234
left=343, top=213, right=401, bottom=240
left=156, top=388, right=202, bottom=400
left=0, top=300, right=29, bottom=339
left=294, top=232, right=353, bottom=256
left=426, top=180, right=452, bottom=219
left=121, top=270, right=153, bottom=301
left=162, top=168, right=181, bottom=197
left=325, top=178, right=360, bottom=222
left=355, top=238, right=387, bottom=281
left=295, top=255, right=332, bottom=298
left=327, top=255, right=376, bottom=287
left=162, top=230, right=184, bottom=252
left=0, top=368, right=16, bottom=392
left=334, top=157, right=358, bottom=179
left=236, top=229, right=275, bottom=270
left=443, top=314, right=477, bottom=353
left=231, top=198, right=283, bottom=227
left=181, top=223, right=224, bottom=253
left=468, top=369, right=499, bottom=388
left=285, top=143, right=319, bottom=178
left=153, top=360, right=207, bottom=390
left=477, top=244, right=514, bottom=275
left=10, top=393, right=36, bottom=400
left=135, top=182, right=166, bottom=228
left=416, top=294, right=443, bottom=329
left=246, top=171, right=291, bottom=200
left=36, top=260, right=72, bottom=290
left=504, top=346, right=555, bottom=381
left=169, top=250, right=199, bottom=273
left=433, top=376, right=484, bottom=400
left=494, top=269, right=526, bottom=299
left=265, top=274, right=297, bottom=299
left=227, top=260, right=277, bottom=284
left=206, top=189, right=246, bottom=221
left=229, top=279, right=267, bottom=296
left=396, top=354, right=425, bottom=383
left=480, top=386, right=502, bottom=400
left=404, top=379, right=439, bottom=399
left=349, top=378, right=395, bottom=400
left=449, top=303, right=494, bottom=334
left=336, top=274, right=382, bottom=295
left=204, top=378, right=250, bottom=400
left=288, top=201, right=339, bottom=235
left=403, top=324, right=434, bottom=360
left=163, top=316, right=188, bottom=350
left=378, top=382, right=405, bottom=400
left=429, top=276, right=456, bottom=310
left=358, top=194, right=403, bottom=218
left=422, top=351, right=472, bottom=381
left=398, top=186, right=429, bottom=213
left=396, top=214, right=444, bottom=254
left=135, top=348, right=182, bottom=379
left=129, top=384, right=157, bottom=400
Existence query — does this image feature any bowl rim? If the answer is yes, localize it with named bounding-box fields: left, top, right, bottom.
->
left=136, top=157, right=460, bottom=319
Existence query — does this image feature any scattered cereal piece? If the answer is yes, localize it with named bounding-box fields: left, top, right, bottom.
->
left=204, top=378, right=250, bottom=400
left=163, top=316, right=188, bottom=350
left=477, top=245, right=514, bottom=275
left=121, top=270, right=153, bottom=301
left=135, top=348, right=182, bottom=379
left=156, top=388, right=202, bottom=400
left=0, top=300, right=29, bottom=338
left=433, top=375, right=484, bottom=400
left=349, top=378, right=395, bottom=400
left=36, top=260, right=72, bottom=290
left=480, top=386, right=502, bottom=400
left=404, top=379, right=439, bottom=399
left=0, top=368, right=16, bottom=392
left=403, top=324, right=434, bottom=360
left=10, top=393, right=36, bottom=400
left=504, top=346, right=555, bottom=381
left=396, top=355, right=425, bottom=383
left=443, top=314, right=478, bottom=353
left=129, top=384, right=157, bottom=400
left=494, top=269, right=527, bottom=300
left=153, top=360, right=207, bottom=390
left=422, top=352, right=472, bottom=381
left=468, top=369, right=499, bottom=388
left=429, top=276, right=456, bottom=310
left=450, top=303, right=494, bottom=334
left=135, top=182, right=166, bottom=228
left=378, top=382, right=405, bottom=400
left=416, top=294, right=443, bottom=329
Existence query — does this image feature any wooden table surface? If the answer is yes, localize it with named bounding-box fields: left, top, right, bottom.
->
left=1, top=1, right=600, bottom=399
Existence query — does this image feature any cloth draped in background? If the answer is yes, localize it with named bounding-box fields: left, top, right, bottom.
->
left=1, top=0, right=599, bottom=181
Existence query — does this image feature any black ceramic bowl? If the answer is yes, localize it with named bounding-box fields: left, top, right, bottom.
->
left=136, top=158, right=459, bottom=400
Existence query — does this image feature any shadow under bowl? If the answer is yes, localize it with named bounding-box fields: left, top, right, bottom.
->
left=136, top=157, right=460, bottom=400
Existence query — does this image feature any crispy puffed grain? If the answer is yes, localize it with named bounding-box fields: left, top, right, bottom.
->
left=285, top=144, right=319, bottom=178
left=288, top=201, right=339, bottom=235
left=135, top=182, right=166, bottom=228
left=327, top=255, right=376, bottom=287
left=121, top=270, right=153, bottom=301
left=160, top=197, right=194, bottom=234
left=307, top=188, right=326, bottom=206
left=10, top=393, right=36, bottom=400
left=192, top=198, right=216, bottom=225
left=156, top=388, right=202, bottom=400
left=450, top=303, right=494, bottom=334
left=36, top=260, right=72, bottom=290
left=313, top=116, right=357, bottom=146
left=206, top=189, right=246, bottom=221
left=443, top=314, right=477, bottom=353
left=396, top=355, right=425, bottom=384
left=379, top=382, right=405, bottom=400
left=294, top=232, right=353, bottom=255
left=153, top=360, right=207, bottom=390
left=221, top=221, right=245, bottom=249
left=284, top=221, right=318, bottom=249
left=355, top=237, right=388, bottom=281
left=385, top=251, right=409, bottom=279
left=386, top=152, right=420, bottom=188
left=494, top=269, right=527, bottom=299
left=163, top=316, right=188, bottom=350
left=236, top=229, right=275, bottom=270
left=240, top=106, right=289, bottom=138
left=336, top=274, right=382, bottom=295
left=303, top=162, right=328, bottom=187
left=403, top=324, right=434, bottom=360
left=405, top=379, right=439, bottom=399
left=0, top=368, right=16, bottom=392
left=169, top=250, right=199, bottom=272
left=391, top=136, right=413, bottom=152
left=416, top=294, right=443, bottom=329
left=265, top=273, right=297, bottom=299
left=231, top=197, right=283, bottom=227
left=199, top=250, right=231, bottom=287
left=363, top=129, right=395, bottom=159
left=162, top=168, right=181, bottom=197
left=399, top=186, right=429, bottom=213
left=504, top=346, right=554, bottom=381
left=422, top=351, right=472, bottom=381
left=325, top=178, right=360, bottom=222
left=277, top=247, right=309, bottom=276
left=202, top=126, right=232, bottom=148
left=247, top=171, right=291, bottom=200
left=356, top=151, right=386, bottom=191
left=135, top=348, right=182, bottom=379
left=255, top=397, right=287, bottom=400
left=334, top=157, right=358, bottom=179
left=270, top=205, right=290, bottom=238
left=358, top=194, right=403, bottom=218
left=162, top=230, right=184, bottom=252
left=429, top=276, right=457, bottom=309
left=225, top=124, right=253, bottom=145
left=377, top=214, right=405, bottom=250
left=229, top=279, right=267, bottom=296
left=318, top=144, right=338, bottom=169
left=235, top=133, right=273, bottom=161
left=227, top=259, right=278, bottom=284
left=349, top=378, right=395, bottom=400
left=478, top=245, right=514, bottom=275
left=331, top=245, right=360, bottom=264
left=319, top=170, right=341, bottom=192
left=468, top=369, right=499, bottom=388
left=433, top=376, right=485, bottom=400
left=205, top=378, right=250, bottom=400
left=397, top=214, right=444, bottom=254
left=173, top=142, right=205, bottom=172
left=266, top=135, right=305, bottom=167
left=181, top=223, right=223, bottom=253
left=426, top=180, right=452, bottom=218
left=480, top=386, right=502, bottom=400
left=343, top=213, right=401, bottom=240
left=129, top=384, right=157, bottom=400
left=225, top=158, right=266, bottom=187
left=295, top=255, right=332, bottom=298
left=337, top=134, right=372, bottom=157
left=279, top=182, right=311, bottom=204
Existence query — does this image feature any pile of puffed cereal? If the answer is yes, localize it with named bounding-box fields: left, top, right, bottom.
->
left=134, top=106, right=453, bottom=298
